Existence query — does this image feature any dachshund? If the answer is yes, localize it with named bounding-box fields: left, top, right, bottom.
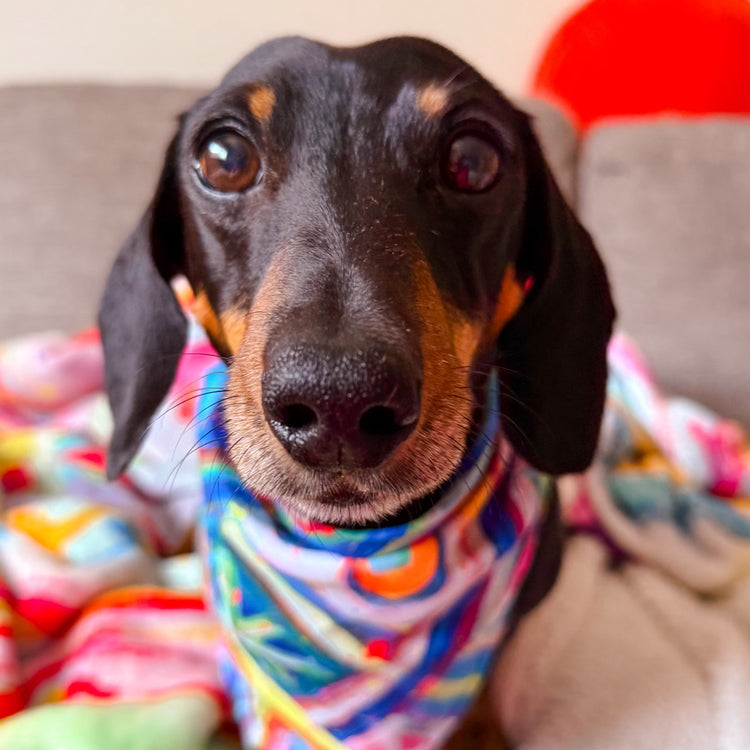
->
left=98, top=36, right=615, bottom=747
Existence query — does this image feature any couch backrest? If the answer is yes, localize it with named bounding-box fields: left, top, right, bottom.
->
left=579, top=117, right=750, bottom=428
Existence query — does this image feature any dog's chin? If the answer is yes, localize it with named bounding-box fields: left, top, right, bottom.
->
left=228, top=438, right=469, bottom=527
left=287, top=485, right=396, bottom=527
left=248, top=473, right=450, bottom=527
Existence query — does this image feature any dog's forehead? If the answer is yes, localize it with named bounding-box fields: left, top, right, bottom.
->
left=214, top=35, right=497, bottom=132
left=221, top=36, right=471, bottom=90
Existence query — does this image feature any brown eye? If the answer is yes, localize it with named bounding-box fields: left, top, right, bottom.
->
left=443, top=133, right=501, bottom=192
left=196, top=130, right=261, bottom=192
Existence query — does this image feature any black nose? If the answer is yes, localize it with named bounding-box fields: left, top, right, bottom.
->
left=261, top=342, right=421, bottom=471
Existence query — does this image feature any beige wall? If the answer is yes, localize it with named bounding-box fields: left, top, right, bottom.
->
left=1, top=0, right=581, bottom=94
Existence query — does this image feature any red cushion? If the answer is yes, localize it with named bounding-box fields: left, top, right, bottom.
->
left=531, top=0, right=750, bottom=129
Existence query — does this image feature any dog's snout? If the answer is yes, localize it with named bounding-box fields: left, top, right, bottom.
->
left=262, top=342, right=421, bottom=471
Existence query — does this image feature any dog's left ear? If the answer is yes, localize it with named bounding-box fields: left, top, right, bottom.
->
left=98, top=132, right=188, bottom=479
left=497, top=114, right=616, bottom=475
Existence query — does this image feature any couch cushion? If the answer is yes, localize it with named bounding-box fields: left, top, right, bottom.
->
left=579, top=117, right=750, bottom=428
left=0, top=84, right=203, bottom=337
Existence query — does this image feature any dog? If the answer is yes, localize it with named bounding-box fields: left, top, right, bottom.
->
left=98, top=36, right=614, bottom=749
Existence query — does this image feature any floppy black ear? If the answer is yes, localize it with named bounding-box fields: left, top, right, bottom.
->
left=98, top=134, right=187, bottom=479
left=497, top=117, right=615, bottom=475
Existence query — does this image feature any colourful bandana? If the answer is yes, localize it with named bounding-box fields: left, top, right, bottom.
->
left=198, top=366, right=546, bottom=750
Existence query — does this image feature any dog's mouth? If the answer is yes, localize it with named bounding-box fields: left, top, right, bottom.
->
left=313, top=484, right=397, bottom=521
left=225, top=363, right=488, bottom=527
left=245, top=458, right=464, bottom=528
left=230, top=453, right=468, bottom=527
left=286, top=471, right=452, bottom=527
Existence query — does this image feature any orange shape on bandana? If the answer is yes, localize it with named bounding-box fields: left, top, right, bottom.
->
left=351, top=537, right=440, bottom=599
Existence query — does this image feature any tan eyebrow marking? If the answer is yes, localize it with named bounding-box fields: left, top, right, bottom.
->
left=417, top=82, right=450, bottom=117
left=247, top=85, right=276, bottom=123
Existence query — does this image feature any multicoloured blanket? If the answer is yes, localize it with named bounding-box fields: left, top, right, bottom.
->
left=0, top=325, right=233, bottom=748
left=0, top=318, right=747, bottom=749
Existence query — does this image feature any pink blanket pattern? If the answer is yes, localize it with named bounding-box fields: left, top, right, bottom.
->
left=0, top=326, right=233, bottom=747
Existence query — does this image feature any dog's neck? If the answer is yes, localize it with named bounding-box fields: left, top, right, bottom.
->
left=196, top=364, right=546, bottom=750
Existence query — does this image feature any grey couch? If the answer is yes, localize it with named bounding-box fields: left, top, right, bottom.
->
left=1, top=85, right=748, bottom=427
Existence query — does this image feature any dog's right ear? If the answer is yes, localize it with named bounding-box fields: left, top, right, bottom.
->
left=495, top=112, right=615, bottom=476
left=98, top=133, right=187, bottom=479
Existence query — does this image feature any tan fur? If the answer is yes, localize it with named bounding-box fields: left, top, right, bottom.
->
left=408, top=258, right=478, bottom=489
left=221, top=308, right=249, bottom=354
left=485, top=265, right=526, bottom=346
left=192, top=291, right=248, bottom=355
left=247, top=85, right=276, bottom=123
left=192, top=291, right=225, bottom=347
left=417, top=82, right=450, bottom=117
left=225, top=252, right=309, bottom=504
left=451, top=317, right=484, bottom=371
left=434, top=269, right=527, bottom=387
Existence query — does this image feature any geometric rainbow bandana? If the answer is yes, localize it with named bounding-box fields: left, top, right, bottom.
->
left=197, top=365, right=547, bottom=750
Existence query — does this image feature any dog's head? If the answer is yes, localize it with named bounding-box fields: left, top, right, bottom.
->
left=99, top=36, right=614, bottom=525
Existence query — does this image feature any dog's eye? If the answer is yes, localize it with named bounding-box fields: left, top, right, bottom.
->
left=196, top=130, right=260, bottom=192
left=443, top=134, right=501, bottom=193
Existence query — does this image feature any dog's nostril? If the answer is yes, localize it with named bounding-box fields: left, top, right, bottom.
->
left=359, top=405, right=409, bottom=437
left=278, top=403, right=318, bottom=430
